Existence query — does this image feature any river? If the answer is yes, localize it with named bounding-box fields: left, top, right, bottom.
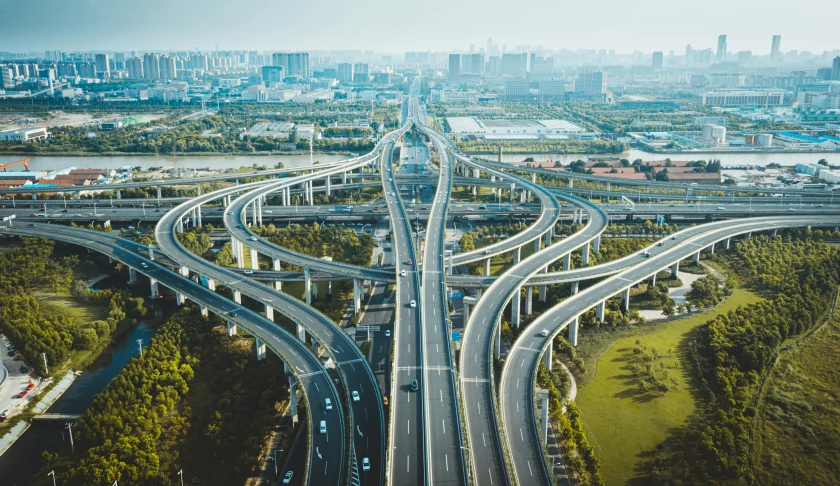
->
left=0, top=306, right=166, bottom=485
left=0, top=153, right=349, bottom=173
left=488, top=149, right=840, bottom=167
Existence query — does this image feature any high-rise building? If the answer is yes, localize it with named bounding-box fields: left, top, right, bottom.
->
left=470, top=53, right=484, bottom=74
left=576, top=71, right=606, bottom=94
left=272, top=53, right=310, bottom=78
left=126, top=57, right=143, bottom=78
left=501, top=53, right=527, bottom=77
left=337, top=63, right=353, bottom=83
left=160, top=55, right=177, bottom=80
left=717, top=35, right=727, bottom=62
left=771, top=35, right=782, bottom=63
left=44, top=50, right=63, bottom=62
left=737, top=51, right=752, bottom=66
left=448, top=54, right=460, bottom=78
left=461, top=55, right=472, bottom=75
left=143, top=53, right=160, bottom=80
left=94, top=54, right=110, bottom=79
left=504, top=78, right=530, bottom=100
left=539, top=79, right=565, bottom=100
left=832, top=56, right=840, bottom=81
left=0, top=66, right=14, bottom=88
left=76, top=62, right=96, bottom=79
left=486, top=56, right=501, bottom=76
left=652, top=51, right=663, bottom=70
left=261, top=65, right=284, bottom=83
left=353, top=63, right=369, bottom=83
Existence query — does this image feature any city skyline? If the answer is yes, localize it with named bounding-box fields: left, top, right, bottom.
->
left=0, top=0, right=837, bottom=55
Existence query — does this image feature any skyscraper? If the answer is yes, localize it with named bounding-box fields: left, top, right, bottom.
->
left=160, top=55, right=177, bottom=80
left=652, top=52, right=663, bottom=70
left=716, top=35, right=727, bottom=62
left=770, top=35, right=782, bottom=63
left=448, top=54, right=460, bottom=78
left=337, top=63, right=353, bottom=83
left=576, top=71, right=606, bottom=94
left=94, top=54, right=110, bottom=79
left=0, top=66, right=14, bottom=88
left=470, top=53, right=484, bottom=74
left=271, top=53, right=310, bottom=78
left=500, top=53, right=527, bottom=77
left=143, top=53, right=160, bottom=80
left=832, top=56, right=840, bottom=81
left=353, top=63, right=369, bottom=83
left=126, top=57, right=143, bottom=79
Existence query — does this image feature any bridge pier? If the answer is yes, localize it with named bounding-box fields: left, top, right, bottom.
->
left=75, top=191, right=81, bottom=200
left=265, top=304, right=274, bottom=322
left=509, top=183, right=516, bottom=203
left=568, top=316, right=579, bottom=346
left=205, top=277, right=215, bottom=291
left=526, top=286, right=533, bottom=315
left=353, top=279, right=362, bottom=315
left=540, top=392, right=550, bottom=446
left=494, top=318, right=501, bottom=360
left=484, top=258, right=491, bottom=277
left=297, top=324, right=306, bottom=343
left=304, top=268, right=312, bottom=304
left=622, top=287, right=630, bottom=312
left=342, top=172, right=347, bottom=185
left=116, top=189, right=121, bottom=200
left=692, top=252, right=701, bottom=263
left=196, top=183, right=201, bottom=197
left=149, top=278, right=160, bottom=299
left=233, top=291, right=241, bottom=304
left=571, top=281, right=579, bottom=295
left=539, top=283, right=547, bottom=303
left=128, top=267, right=137, bottom=284
left=563, top=253, right=571, bottom=271
left=581, top=241, right=591, bottom=266
left=511, top=288, right=521, bottom=328
left=593, top=235, right=601, bottom=253
left=569, top=178, right=574, bottom=189
left=255, top=338, right=267, bottom=361
left=724, top=237, right=731, bottom=249
left=289, top=376, right=299, bottom=425
left=513, top=246, right=521, bottom=265
left=197, top=205, right=202, bottom=227
left=311, top=278, right=319, bottom=300
left=148, top=245, right=155, bottom=261
left=250, top=248, right=259, bottom=270
left=463, top=301, right=471, bottom=325
left=325, top=176, right=331, bottom=196
left=543, top=340, right=552, bottom=370
left=273, top=258, right=282, bottom=291
left=490, top=175, right=496, bottom=195
left=177, top=219, right=184, bottom=233
left=708, top=243, right=715, bottom=254
left=200, top=306, right=208, bottom=317
left=649, top=273, right=657, bottom=286
left=772, top=229, right=778, bottom=237
left=596, top=301, right=605, bottom=323
left=176, top=292, right=186, bottom=306
left=671, top=262, right=679, bottom=278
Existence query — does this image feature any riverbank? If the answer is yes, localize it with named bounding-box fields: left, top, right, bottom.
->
left=0, top=149, right=358, bottom=157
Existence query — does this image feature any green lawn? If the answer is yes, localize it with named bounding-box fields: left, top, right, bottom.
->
left=575, top=287, right=762, bottom=485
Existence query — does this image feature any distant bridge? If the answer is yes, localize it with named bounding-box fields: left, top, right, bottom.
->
left=32, top=413, right=81, bottom=423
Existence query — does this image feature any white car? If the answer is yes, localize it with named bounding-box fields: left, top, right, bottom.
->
left=244, top=270, right=253, bottom=275
left=540, top=329, right=549, bottom=337
left=352, top=391, right=360, bottom=402
left=325, top=398, right=332, bottom=411
left=362, top=457, right=370, bottom=471
left=400, top=270, right=407, bottom=277
left=249, top=236, right=258, bottom=241
left=283, top=471, right=294, bottom=484
left=410, top=300, right=417, bottom=308
left=385, top=330, right=391, bottom=337
left=264, top=210, right=273, bottom=214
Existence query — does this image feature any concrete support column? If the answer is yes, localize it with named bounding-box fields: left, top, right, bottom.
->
left=494, top=318, right=501, bottom=360
left=511, top=288, right=521, bottom=329
left=128, top=267, right=137, bottom=284
left=196, top=205, right=202, bottom=227
left=258, top=199, right=263, bottom=226
left=671, top=262, right=679, bottom=278
left=563, top=253, right=571, bottom=271
left=265, top=304, right=274, bottom=322
left=772, top=229, right=778, bottom=237
left=622, top=287, right=630, bottom=312
left=490, top=175, right=496, bottom=195
left=484, top=258, right=491, bottom=276
left=593, top=235, right=601, bottom=253
left=509, top=183, right=516, bottom=203
left=308, top=181, right=314, bottom=206
left=526, top=286, right=534, bottom=315
left=325, top=176, right=331, bottom=196
left=233, top=291, right=241, bottom=304
left=569, top=178, right=574, bottom=189
left=177, top=219, right=184, bottom=233
left=463, top=302, right=471, bottom=326
left=179, top=266, right=189, bottom=277
left=724, top=237, right=731, bottom=249
left=539, top=284, right=547, bottom=303
left=312, top=279, right=318, bottom=300
left=693, top=251, right=701, bottom=263
left=543, top=340, right=553, bottom=371
left=227, top=320, right=237, bottom=337
left=649, top=273, right=657, bottom=286
left=353, top=279, right=361, bottom=315
left=596, top=301, right=605, bottom=323
left=708, top=243, right=715, bottom=254
left=342, top=172, right=347, bottom=185
left=116, top=189, right=121, bottom=200
left=156, top=186, right=162, bottom=199
left=250, top=248, right=259, bottom=270
left=200, top=306, right=208, bottom=317
left=255, top=338, right=267, bottom=361
left=327, top=280, right=333, bottom=297
left=148, top=245, right=155, bottom=261
left=149, top=278, right=160, bottom=299
left=297, top=324, right=306, bottom=343
left=273, top=258, right=282, bottom=291
left=176, top=292, right=186, bottom=306
left=568, top=316, right=579, bottom=347
left=534, top=238, right=540, bottom=253
left=581, top=241, right=591, bottom=266
left=746, top=232, right=752, bottom=239
left=304, top=268, right=312, bottom=305
left=513, top=246, right=521, bottom=265
left=571, top=281, right=579, bottom=295
left=196, top=183, right=202, bottom=196
left=206, top=278, right=215, bottom=291
left=288, top=376, right=299, bottom=425
left=76, top=191, right=81, bottom=200
left=606, top=182, right=611, bottom=191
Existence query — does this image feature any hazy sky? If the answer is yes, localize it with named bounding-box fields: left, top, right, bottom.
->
left=1, top=0, right=837, bottom=55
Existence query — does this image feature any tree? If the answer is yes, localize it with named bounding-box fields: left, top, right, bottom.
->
left=661, top=304, right=675, bottom=319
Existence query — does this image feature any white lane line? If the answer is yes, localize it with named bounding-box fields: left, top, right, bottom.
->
left=440, top=389, right=443, bottom=404
left=516, top=378, right=520, bottom=388
left=527, top=461, right=533, bottom=476
left=442, top=419, right=446, bottom=434
left=520, top=428, right=524, bottom=441
left=482, top=432, right=486, bottom=446
left=408, top=420, right=410, bottom=434
left=445, top=454, right=449, bottom=472
left=489, top=470, right=494, bottom=485
left=517, top=401, right=519, bottom=412
left=477, top=333, right=481, bottom=342
left=407, top=455, right=410, bottom=473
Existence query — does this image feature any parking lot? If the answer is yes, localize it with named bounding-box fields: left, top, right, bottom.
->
left=0, top=335, right=36, bottom=420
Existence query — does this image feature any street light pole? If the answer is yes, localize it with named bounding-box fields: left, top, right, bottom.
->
left=43, top=352, right=49, bottom=375
left=65, top=422, right=75, bottom=453
left=137, top=339, right=143, bottom=357
left=178, top=469, right=184, bottom=486
left=273, top=449, right=284, bottom=477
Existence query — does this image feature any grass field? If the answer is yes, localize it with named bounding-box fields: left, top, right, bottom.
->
left=575, top=287, right=762, bottom=485
left=752, top=297, right=840, bottom=485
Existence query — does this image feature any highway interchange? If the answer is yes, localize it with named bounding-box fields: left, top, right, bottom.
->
left=1, top=89, right=839, bottom=486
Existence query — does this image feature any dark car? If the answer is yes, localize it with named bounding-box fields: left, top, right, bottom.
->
left=229, top=311, right=238, bottom=317
left=410, top=379, right=419, bottom=391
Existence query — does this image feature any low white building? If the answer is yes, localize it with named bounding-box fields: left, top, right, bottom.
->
left=0, top=126, right=50, bottom=142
